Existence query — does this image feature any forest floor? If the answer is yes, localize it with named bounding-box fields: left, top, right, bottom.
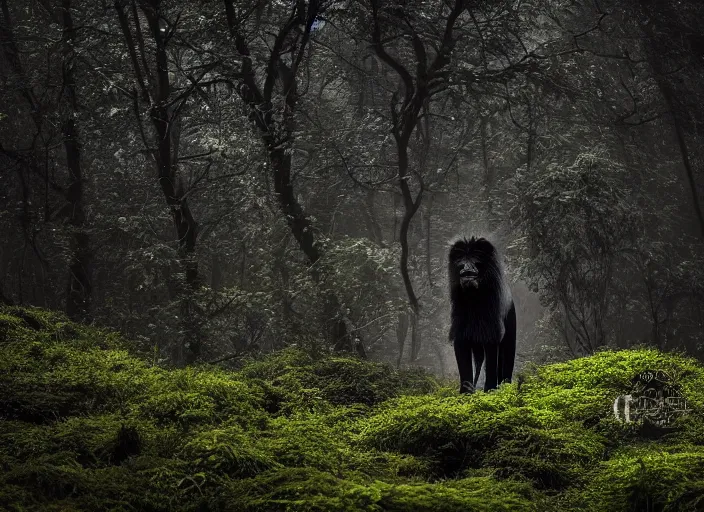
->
left=1, top=306, right=704, bottom=511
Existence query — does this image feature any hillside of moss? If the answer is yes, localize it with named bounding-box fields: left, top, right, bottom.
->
left=1, top=306, right=704, bottom=511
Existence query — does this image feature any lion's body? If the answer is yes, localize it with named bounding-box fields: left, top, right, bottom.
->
left=448, top=237, right=516, bottom=392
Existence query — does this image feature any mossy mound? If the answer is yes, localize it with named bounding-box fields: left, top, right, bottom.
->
left=239, top=348, right=437, bottom=412
left=222, top=467, right=540, bottom=511
left=573, top=445, right=704, bottom=511
left=1, top=306, right=704, bottom=511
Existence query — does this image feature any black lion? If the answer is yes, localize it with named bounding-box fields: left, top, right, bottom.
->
left=448, top=237, right=516, bottom=393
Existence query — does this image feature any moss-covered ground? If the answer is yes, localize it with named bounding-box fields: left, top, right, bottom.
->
left=1, top=306, right=704, bottom=511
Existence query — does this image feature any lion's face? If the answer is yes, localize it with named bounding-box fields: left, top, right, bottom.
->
left=449, top=237, right=496, bottom=290
left=455, top=256, right=481, bottom=289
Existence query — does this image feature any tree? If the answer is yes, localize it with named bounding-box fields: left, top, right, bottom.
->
left=350, top=0, right=466, bottom=362
left=513, top=151, right=643, bottom=353
left=222, top=0, right=363, bottom=355
left=114, top=0, right=215, bottom=364
left=55, top=0, right=92, bottom=320
left=0, top=0, right=91, bottom=318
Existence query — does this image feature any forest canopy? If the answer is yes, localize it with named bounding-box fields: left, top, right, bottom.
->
left=1, top=0, right=704, bottom=372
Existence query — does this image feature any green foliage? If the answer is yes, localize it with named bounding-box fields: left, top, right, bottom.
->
left=238, top=348, right=436, bottom=413
left=225, top=467, right=540, bottom=512
left=526, top=348, right=704, bottom=410
left=3, top=307, right=704, bottom=510
left=138, top=367, right=266, bottom=429
left=182, top=425, right=279, bottom=478
left=356, top=393, right=604, bottom=484
left=320, top=236, right=405, bottom=332
left=572, top=446, right=704, bottom=511
left=512, top=150, right=646, bottom=351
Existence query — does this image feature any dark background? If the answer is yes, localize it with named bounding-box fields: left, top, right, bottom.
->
left=2, top=0, right=703, bottom=373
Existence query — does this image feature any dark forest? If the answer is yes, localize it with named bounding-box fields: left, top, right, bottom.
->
left=2, top=0, right=704, bottom=510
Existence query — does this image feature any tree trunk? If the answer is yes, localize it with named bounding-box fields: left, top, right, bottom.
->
left=370, top=0, right=465, bottom=363
left=396, top=136, right=423, bottom=361
left=269, top=146, right=355, bottom=353
left=638, top=18, right=704, bottom=240
left=396, top=312, right=409, bottom=368
left=225, top=2, right=357, bottom=354
left=0, top=0, right=61, bottom=310
left=60, top=0, right=92, bottom=321
left=147, top=11, right=201, bottom=365
left=117, top=1, right=202, bottom=364
left=658, top=83, right=704, bottom=240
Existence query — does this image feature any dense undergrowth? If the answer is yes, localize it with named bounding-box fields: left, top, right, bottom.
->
left=1, top=306, right=704, bottom=511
